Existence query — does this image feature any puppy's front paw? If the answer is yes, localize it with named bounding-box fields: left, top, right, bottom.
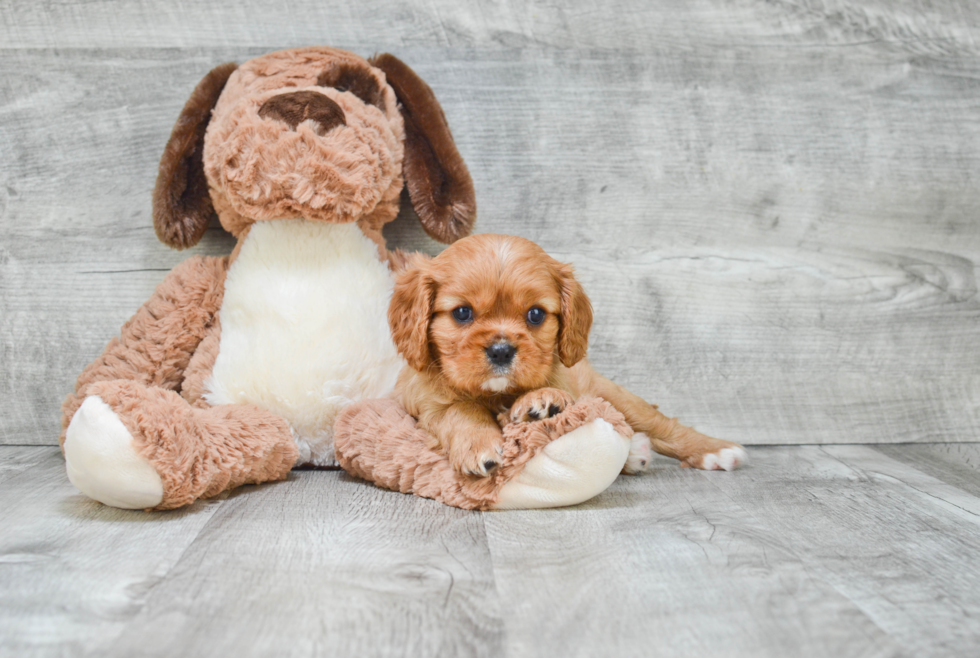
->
left=508, top=388, right=574, bottom=424
left=449, top=431, right=505, bottom=478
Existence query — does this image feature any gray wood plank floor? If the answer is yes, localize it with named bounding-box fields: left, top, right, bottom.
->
left=3, top=443, right=979, bottom=657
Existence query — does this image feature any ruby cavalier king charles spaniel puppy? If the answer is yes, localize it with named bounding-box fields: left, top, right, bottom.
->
left=388, top=234, right=747, bottom=477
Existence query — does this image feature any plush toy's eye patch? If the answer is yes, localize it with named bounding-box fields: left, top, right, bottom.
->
left=317, top=63, right=387, bottom=112
left=258, top=90, right=347, bottom=134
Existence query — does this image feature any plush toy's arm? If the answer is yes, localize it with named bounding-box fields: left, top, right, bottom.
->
left=335, top=396, right=632, bottom=510
left=60, top=256, right=227, bottom=446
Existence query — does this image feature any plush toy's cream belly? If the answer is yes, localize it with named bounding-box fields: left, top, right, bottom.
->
left=205, top=220, right=404, bottom=466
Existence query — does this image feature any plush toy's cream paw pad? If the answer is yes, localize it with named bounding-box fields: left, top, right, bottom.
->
left=492, top=419, right=630, bottom=510
left=64, top=396, right=164, bottom=509
left=700, top=446, right=748, bottom=471
left=622, top=432, right=651, bottom=475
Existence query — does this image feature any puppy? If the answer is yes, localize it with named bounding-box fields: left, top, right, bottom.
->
left=388, top=234, right=747, bottom=477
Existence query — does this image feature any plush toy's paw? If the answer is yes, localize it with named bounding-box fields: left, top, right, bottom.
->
left=507, top=388, right=575, bottom=424
left=622, top=432, right=652, bottom=474
left=64, top=395, right=164, bottom=509
left=449, top=429, right=505, bottom=477
left=681, top=443, right=748, bottom=471
left=334, top=396, right=633, bottom=510
left=493, top=418, right=631, bottom=509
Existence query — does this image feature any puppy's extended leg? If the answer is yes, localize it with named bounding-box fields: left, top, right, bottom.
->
left=570, top=362, right=746, bottom=471
left=419, top=401, right=506, bottom=477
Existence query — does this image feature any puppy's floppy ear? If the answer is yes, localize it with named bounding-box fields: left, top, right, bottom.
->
left=369, top=53, right=476, bottom=245
left=555, top=263, right=593, bottom=367
left=388, top=260, right=437, bottom=372
left=153, top=62, right=237, bottom=249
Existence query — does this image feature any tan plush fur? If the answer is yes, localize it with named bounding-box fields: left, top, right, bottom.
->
left=84, top=380, right=297, bottom=511
left=62, top=47, right=479, bottom=510
left=60, top=255, right=229, bottom=441
left=388, top=234, right=747, bottom=477
left=334, top=397, right=631, bottom=510
left=204, top=52, right=405, bottom=231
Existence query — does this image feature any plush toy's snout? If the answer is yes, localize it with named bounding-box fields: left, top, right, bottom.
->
left=257, top=90, right=347, bottom=133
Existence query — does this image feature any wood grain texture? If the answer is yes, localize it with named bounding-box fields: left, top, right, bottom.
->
left=2, top=0, right=979, bottom=51
left=7, top=444, right=980, bottom=656
left=103, top=470, right=502, bottom=657
left=3, top=1, right=980, bottom=446
left=706, top=445, right=980, bottom=658
left=0, top=446, right=51, bottom=486
left=484, top=466, right=901, bottom=658
left=0, top=448, right=222, bottom=657
left=873, top=443, right=980, bottom=498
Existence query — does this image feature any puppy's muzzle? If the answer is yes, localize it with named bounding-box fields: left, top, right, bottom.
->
left=485, top=342, right=516, bottom=369
left=258, top=90, right=347, bottom=133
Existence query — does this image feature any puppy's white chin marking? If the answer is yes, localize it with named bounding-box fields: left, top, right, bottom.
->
left=482, top=377, right=510, bottom=392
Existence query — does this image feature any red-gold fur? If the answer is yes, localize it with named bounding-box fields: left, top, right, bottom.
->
left=389, top=234, right=746, bottom=477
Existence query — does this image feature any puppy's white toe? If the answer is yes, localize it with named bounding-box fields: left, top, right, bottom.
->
left=622, top=432, right=652, bottom=475
left=64, top=396, right=164, bottom=509
left=701, top=446, right=748, bottom=471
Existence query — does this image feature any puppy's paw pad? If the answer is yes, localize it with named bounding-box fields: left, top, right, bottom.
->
left=510, top=388, right=574, bottom=423
left=700, top=446, right=747, bottom=471
left=458, top=445, right=505, bottom=478
left=480, top=458, right=500, bottom=474
left=465, top=460, right=499, bottom=477
left=622, top=432, right=652, bottom=475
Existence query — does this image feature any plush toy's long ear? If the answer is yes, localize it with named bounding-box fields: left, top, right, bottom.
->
left=388, top=261, right=437, bottom=372
left=555, top=263, right=594, bottom=367
left=152, top=62, right=237, bottom=249
left=369, top=53, right=476, bottom=244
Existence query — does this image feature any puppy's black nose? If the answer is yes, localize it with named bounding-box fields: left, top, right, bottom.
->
left=485, top=342, right=517, bottom=367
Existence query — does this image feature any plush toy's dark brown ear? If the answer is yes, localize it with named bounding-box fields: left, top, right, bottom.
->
left=152, top=62, right=237, bottom=249
left=369, top=53, right=476, bottom=244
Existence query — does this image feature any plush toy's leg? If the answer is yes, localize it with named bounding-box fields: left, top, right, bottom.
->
left=59, top=256, right=228, bottom=448
left=64, top=380, right=298, bottom=510
left=65, top=395, right=166, bottom=509
left=334, top=397, right=632, bottom=510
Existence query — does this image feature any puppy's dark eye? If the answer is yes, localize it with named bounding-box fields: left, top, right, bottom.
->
left=526, top=307, right=546, bottom=326
left=452, top=306, right=474, bottom=323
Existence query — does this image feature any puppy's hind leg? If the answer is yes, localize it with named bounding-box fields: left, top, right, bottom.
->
left=644, top=414, right=747, bottom=471
left=572, top=364, right=747, bottom=471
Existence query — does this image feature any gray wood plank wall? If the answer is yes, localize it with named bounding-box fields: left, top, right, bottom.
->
left=2, top=1, right=979, bottom=446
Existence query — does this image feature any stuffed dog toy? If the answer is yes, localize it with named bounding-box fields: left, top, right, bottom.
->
left=61, top=47, right=634, bottom=511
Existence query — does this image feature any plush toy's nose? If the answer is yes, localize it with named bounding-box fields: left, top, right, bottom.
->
left=258, top=90, right=347, bottom=133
